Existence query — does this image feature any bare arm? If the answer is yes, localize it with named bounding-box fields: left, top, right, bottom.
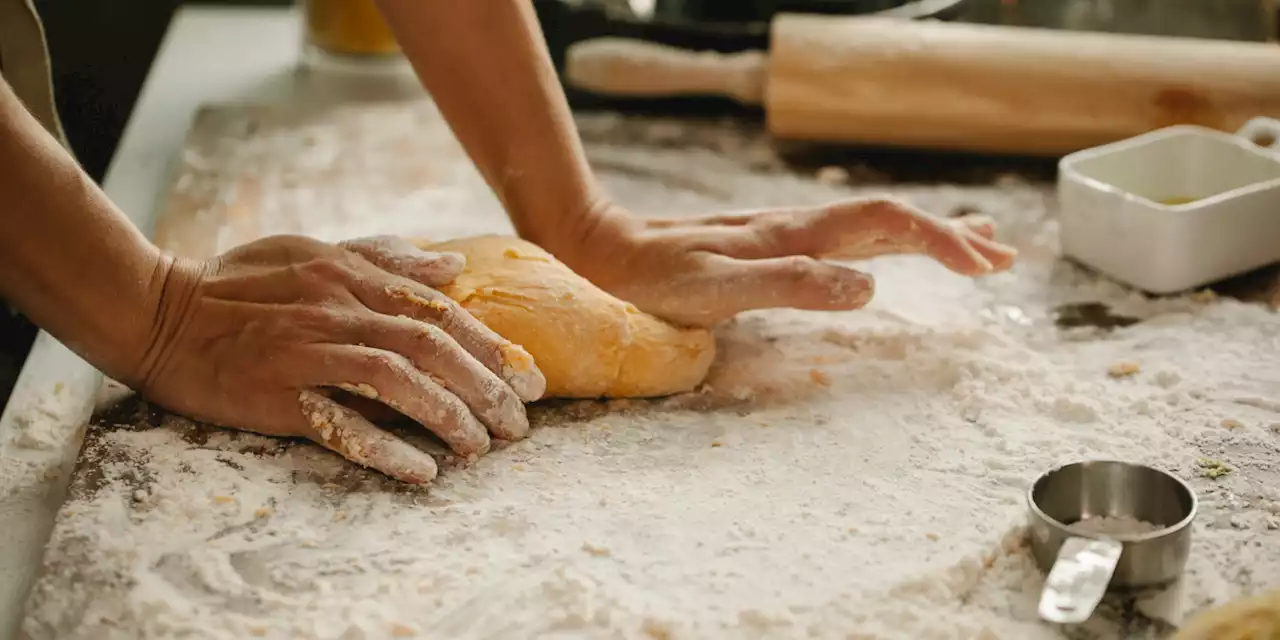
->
left=373, top=0, right=606, bottom=253
left=0, top=74, right=170, bottom=385
left=371, top=1, right=1018, bottom=326
left=0, top=73, right=545, bottom=484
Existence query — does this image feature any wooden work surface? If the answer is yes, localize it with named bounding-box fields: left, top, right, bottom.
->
left=22, top=100, right=1280, bottom=639
left=151, top=99, right=1060, bottom=262
left=154, top=102, right=481, bottom=261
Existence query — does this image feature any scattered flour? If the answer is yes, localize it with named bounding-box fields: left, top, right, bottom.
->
left=20, top=106, right=1280, bottom=639
left=1067, top=516, right=1165, bottom=539
left=6, top=385, right=81, bottom=453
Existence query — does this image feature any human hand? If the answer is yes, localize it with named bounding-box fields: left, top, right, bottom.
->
left=124, top=235, right=546, bottom=484
left=545, top=199, right=1018, bottom=327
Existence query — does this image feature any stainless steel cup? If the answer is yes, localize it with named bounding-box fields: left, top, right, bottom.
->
left=1026, top=460, right=1198, bottom=624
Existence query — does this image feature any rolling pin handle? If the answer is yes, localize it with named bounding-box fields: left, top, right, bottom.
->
left=1235, top=116, right=1280, bottom=154
left=564, top=37, right=767, bottom=106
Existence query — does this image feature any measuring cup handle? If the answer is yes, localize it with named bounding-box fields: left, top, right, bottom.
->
left=1234, top=116, right=1280, bottom=153
left=1038, top=536, right=1123, bottom=624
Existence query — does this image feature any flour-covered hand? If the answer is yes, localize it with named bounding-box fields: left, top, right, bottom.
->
left=545, top=199, right=1017, bottom=327
left=124, top=235, right=546, bottom=484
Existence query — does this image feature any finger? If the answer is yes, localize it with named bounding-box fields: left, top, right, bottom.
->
left=951, top=214, right=996, bottom=240
left=916, top=217, right=1023, bottom=275
left=649, top=202, right=889, bottom=260
left=312, top=345, right=492, bottom=456
left=964, top=233, right=1018, bottom=272
left=352, top=277, right=546, bottom=403
left=340, top=235, right=466, bottom=287
left=911, top=221, right=998, bottom=276
left=671, top=200, right=1011, bottom=272
left=297, top=389, right=439, bottom=484
left=791, top=201, right=1008, bottom=276
left=672, top=254, right=875, bottom=325
left=336, top=314, right=529, bottom=441
left=948, top=215, right=1018, bottom=270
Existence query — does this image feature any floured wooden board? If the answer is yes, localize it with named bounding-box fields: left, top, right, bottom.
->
left=21, top=102, right=1280, bottom=639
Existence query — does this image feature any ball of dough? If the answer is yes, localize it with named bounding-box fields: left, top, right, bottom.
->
left=414, top=235, right=716, bottom=399
left=1172, top=590, right=1280, bottom=640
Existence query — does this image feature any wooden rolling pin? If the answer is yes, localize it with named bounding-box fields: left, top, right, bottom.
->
left=565, top=15, right=1280, bottom=156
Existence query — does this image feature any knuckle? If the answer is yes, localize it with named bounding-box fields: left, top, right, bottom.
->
left=779, top=255, right=815, bottom=277
left=783, top=258, right=831, bottom=288
left=858, top=196, right=912, bottom=220
left=423, top=395, right=474, bottom=435
left=296, top=257, right=356, bottom=284
left=417, top=294, right=465, bottom=329
left=860, top=194, right=903, bottom=210
left=342, top=234, right=395, bottom=249
left=748, top=227, right=788, bottom=256
left=344, top=235, right=410, bottom=263
left=268, top=234, right=325, bottom=251
left=289, top=305, right=348, bottom=334
left=421, top=251, right=465, bottom=271
left=409, top=320, right=452, bottom=349
left=359, top=350, right=411, bottom=380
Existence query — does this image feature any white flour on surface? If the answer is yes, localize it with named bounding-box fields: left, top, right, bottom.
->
left=22, top=106, right=1280, bottom=639
left=1067, top=516, right=1165, bottom=539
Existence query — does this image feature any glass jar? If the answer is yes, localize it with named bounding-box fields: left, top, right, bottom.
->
left=299, top=0, right=408, bottom=73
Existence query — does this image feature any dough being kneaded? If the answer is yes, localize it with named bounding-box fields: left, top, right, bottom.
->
left=413, top=235, right=716, bottom=399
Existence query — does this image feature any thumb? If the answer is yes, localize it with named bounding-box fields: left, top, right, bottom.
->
left=340, top=235, right=466, bottom=287
left=697, top=255, right=875, bottom=322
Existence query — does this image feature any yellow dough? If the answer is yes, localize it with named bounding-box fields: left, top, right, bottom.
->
left=413, top=235, right=716, bottom=399
left=1172, top=590, right=1280, bottom=640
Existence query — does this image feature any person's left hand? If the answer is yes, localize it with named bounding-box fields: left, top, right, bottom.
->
left=540, top=198, right=1018, bottom=327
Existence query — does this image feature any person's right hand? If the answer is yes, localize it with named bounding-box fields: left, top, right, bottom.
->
left=121, top=234, right=546, bottom=484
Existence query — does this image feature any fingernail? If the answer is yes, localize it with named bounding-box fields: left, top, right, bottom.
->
left=434, top=251, right=466, bottom=268
left=830, top=270, right=875, bottom=307
left=488, top=391, right=530, bottom=441
left=409, top=251, right=465, bottom=278
left=376, top=438, right=441, bottom=484
left=499, top=342, right=547, bottom=402
left=992, top=246, right=1019, bottom=270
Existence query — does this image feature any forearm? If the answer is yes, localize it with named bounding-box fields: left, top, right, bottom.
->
left=374, top=0, right=612, bottom=252
left=0, top=75, right=169, bottom=383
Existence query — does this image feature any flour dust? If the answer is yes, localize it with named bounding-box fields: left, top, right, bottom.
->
left=21, top=107, right=1280, bottom=639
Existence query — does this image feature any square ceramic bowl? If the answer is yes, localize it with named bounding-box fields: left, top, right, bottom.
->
left=1058, top=119, right=1280, bottom=295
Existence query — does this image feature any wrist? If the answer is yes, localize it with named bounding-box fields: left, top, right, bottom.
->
left=520, top=198, right=637, bottom=271
left=121, top=253, right=206, bottom=393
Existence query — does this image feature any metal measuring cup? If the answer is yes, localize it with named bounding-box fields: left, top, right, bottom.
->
left=1026, top=460, right=1198, bottom=624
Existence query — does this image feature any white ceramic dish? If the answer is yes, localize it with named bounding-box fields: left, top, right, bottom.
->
left=1058, top=118, right=1280, bottom=295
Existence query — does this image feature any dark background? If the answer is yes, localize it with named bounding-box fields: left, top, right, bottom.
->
left=35, top=0, right=1276, bottom=183
left=35, top=0, right=293, bottom=183
left=2, top=1, right=293, bottom=410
